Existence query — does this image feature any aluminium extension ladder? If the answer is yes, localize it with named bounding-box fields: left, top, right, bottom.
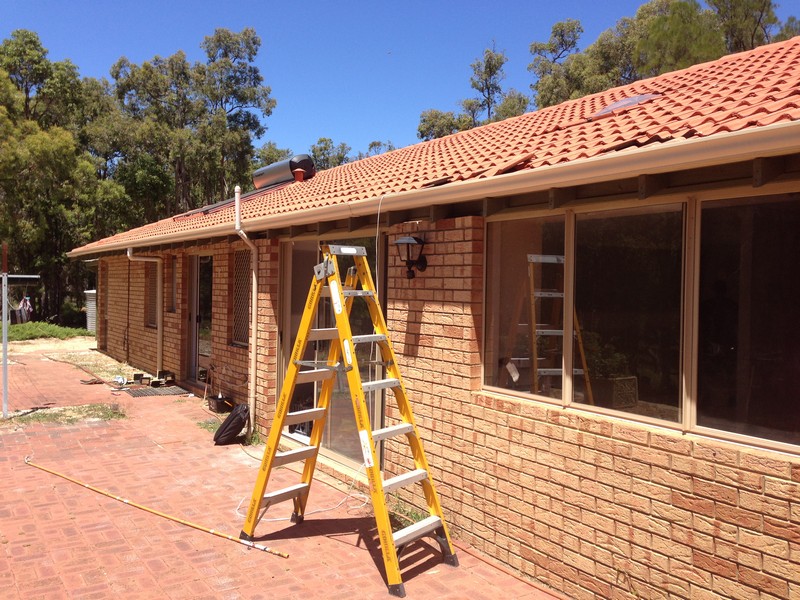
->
left=239, top=244, right=458, bottom=597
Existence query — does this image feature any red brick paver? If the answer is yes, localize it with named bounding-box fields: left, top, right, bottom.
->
left=0, top=344, right=561, bottom=599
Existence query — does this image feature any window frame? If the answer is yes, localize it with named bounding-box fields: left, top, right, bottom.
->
left=483, top=193, right=800, bottom=455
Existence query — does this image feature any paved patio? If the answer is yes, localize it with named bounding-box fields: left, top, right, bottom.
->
left=0, top=341, right=561, bottom=599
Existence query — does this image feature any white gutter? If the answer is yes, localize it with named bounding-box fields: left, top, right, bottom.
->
left=235, top=185, right=259, bottom=441
left=126, top=248, right=163, bottom=374
left=71, top=120, right=800, bottom=257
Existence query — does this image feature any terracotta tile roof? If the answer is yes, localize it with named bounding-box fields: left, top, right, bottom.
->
left=72, top=37, right=800, bottom=256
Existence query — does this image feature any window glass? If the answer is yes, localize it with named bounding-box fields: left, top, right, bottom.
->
left=698, top=196, right=800, bottom=445
left=485, top=216, right=566, bottom=398
left=573, top=207, right=683, bottom=420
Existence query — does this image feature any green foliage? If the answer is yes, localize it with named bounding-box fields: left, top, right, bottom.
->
left=309, top=137, right=351, bottom=170
left=528, top=0, right=796, bottom=109
left=6, top=322, right=91, bottom=341
left=469, top=45, right=508, bottom=120
left=254, top=140, right=293, bottom=168
left=638, top=1, right=726, bottom=75
left=418, top=43, right=531, bottom=139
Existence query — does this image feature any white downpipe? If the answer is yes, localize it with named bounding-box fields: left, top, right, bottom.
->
left=126, top=248, right=163, bottom=375
left=234, top=185, right=259, bottom=440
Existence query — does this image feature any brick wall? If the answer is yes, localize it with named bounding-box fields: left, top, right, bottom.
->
left=98, top=243, right=264, bottom=408
left=381, top=215, right=800, bottom=599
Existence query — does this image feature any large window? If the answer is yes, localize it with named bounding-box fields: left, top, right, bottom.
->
left=485, top=195, right=800, bottom=449
left=698, top=197, right=800, bottom=445
left=573, top=207, right=683, bottom=421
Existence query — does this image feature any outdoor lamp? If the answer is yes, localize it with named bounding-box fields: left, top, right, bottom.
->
left=395, top=236, right=427, bottom=279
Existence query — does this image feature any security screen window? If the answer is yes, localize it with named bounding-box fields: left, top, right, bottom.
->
left=485, top=216, right=566, bottom=399
left=572, top=206, right=683, bottom=421
left=698, top=196, right=800, bottom=446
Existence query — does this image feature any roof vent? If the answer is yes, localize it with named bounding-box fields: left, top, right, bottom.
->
left=252, top=154, right=316, bottom=190
left=591, top=93, right=660, bottom=119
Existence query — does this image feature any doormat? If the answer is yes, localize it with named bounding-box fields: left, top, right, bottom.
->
left=125, top=386, right=188, bottom=397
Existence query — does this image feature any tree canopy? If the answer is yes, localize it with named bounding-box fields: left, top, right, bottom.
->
left=529, top=0, right=796, bottom=109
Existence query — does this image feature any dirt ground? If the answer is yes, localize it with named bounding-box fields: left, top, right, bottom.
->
left=6, top=336, right=97, bottom=354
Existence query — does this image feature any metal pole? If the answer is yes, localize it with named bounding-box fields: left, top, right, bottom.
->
left=2, top=241, right=7, bottom=419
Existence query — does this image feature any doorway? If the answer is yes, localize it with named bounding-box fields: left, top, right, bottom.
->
left=188, top=255, right=214, bottom=383
left=281, top=237, right=385, bottom=467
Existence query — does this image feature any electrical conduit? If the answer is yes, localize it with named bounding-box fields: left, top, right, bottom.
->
left=234, top=185, right=259, bottom=441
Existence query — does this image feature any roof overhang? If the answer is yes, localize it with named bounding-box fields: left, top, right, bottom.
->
left=69, top=119, right=800, bottom=259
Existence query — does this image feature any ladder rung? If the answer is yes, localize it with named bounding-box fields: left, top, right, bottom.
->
left=392, top=515, right=442, bottom=548
left=284, top=407, right=326, bottom=426
left=273, top=445, right=318, bottom=467
left=362, top=378, right=400, bottom=394
left=528, top=254, right=565, bottom=264
left=309, top=328, right=339, bottom=341
left=262, top=483, right=309, bottom=508
left=351, top=334, right=387, bottom=344
left=372, top=423, right=414, bottom=443
left=534, top=291, right=564, bottom=298
left=342, top=289, right=374, bottom=298
left=295, top=368, right=336, bottom=384
left=536, top=329, right=563, bottom=336
left=328, top=244, right=367, bottom=256
left=382, top=468, right=428, bottom=494
left=537, top=368, right=585, bottom=376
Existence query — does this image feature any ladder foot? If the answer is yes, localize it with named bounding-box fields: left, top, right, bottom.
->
left=434, top=528, right=459, bottom=567
left=239, top=530, right=254, bottom=542
left=290, top=512, right=304, bottom=524
left=387, top=583, right=406, bottom=598
left=443, top=553, right=459, bottom=567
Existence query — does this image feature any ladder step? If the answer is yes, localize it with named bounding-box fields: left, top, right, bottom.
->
left=392, top=515, right=442, bottom=548
left=534, top=291, right=564, bottom=298
left=343, top=289, right=374, bottom=298
left=528, top=254, right=565, bottom=264
left=537, top=368, right=585, bottom=376
left=320, top=287, right=375, bottom=298
left=383, top=468, right=428, bottom=494
left=362, top=378, right=400, bottom=394
left=262, top=483, right=309, bottom=508
left=296, top=368, right=336, bottom=384
left=536, top=329, right=564, bottom=336
left=309, top=327, right=339, bottom=341
left=372, top=422, right=414, bottom=443
left=284, top=407, right=326, bottom=426
left=351, top=334, right=387, bottom=344
left=273, top=445, right=318, bottom=467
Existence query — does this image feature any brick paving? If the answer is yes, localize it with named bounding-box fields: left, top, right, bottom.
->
left=0, top=343, right=561, bottom=599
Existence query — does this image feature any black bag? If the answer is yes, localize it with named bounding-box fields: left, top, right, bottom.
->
left=213, top=404, right=249, bottom=445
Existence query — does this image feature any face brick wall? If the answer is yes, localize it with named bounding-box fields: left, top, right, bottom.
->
left=381, top=215, right=800, bottom=600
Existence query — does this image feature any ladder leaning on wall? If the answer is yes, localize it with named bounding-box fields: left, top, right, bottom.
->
left=239, top=244, right=458, bottom=598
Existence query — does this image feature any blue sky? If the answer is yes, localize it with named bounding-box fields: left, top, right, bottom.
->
left=1, top=1, right=795, bottom=156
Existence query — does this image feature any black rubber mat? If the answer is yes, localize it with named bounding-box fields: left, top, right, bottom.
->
left=125, top=385, right=188, bottom=397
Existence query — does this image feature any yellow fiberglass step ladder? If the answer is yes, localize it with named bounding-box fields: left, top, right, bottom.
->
left=239, top=244, right=458, bottom=598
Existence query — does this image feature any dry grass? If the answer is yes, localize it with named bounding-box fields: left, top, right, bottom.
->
left=45, top=350, right=149, bottom=384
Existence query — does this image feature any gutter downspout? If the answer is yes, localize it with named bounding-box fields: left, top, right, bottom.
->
left=126, top=248, right=164, bottom=375
left=235, top=185, right=258, bottom=441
